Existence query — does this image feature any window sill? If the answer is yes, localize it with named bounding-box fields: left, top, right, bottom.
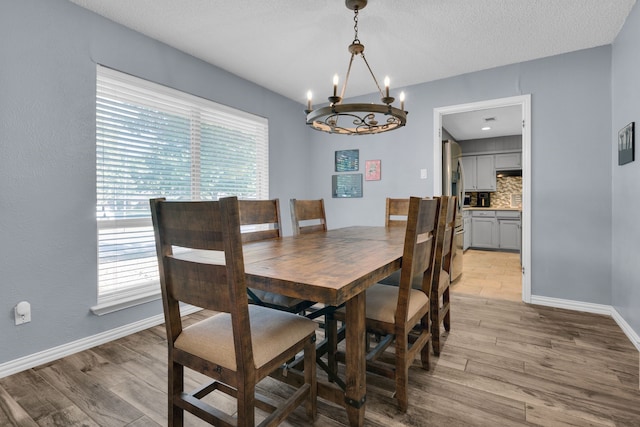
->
left=90, top=289, right=161, bottom=316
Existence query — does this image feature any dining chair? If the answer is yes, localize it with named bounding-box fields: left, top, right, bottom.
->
left=238, top=199, right=317, bottom=315
left=150, top=197, right=317, bottom=427
left=431, top=195, right=457, bottom=356
left=384, top=197, right=411, bottom=227
left=289, top=198, right=327, bottom=235
left=378, top=197, right=411, bottom=287
left=332, top=196, right=440, bottom=412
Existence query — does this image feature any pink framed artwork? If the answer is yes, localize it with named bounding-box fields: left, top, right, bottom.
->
left=365, top=160, right=381, bottom=181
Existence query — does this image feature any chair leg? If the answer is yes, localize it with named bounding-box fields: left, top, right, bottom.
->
left=326, top=312, right=338, bottom=381
left=169, top=362, right=184, bottom=427
left=443, top=287, right=451, bottom=332
left=420, top=315, right=430, bottom=371
left=431, top=295, right=441, bottom=356
left=394, top=334, right=409, bottom=413
left=237, top=383, right=255, bottom=427
left=304, top=336, right=318, bottom=421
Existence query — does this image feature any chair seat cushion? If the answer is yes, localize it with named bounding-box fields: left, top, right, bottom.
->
left=337, top=284, right=429, bottom=324
left=365, top=284, right=429, bottom=324
left=249, top=288, right=309, bottom=309
left=175, top=305, right=317, bottom=371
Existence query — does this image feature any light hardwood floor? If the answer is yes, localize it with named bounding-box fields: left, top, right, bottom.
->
left=1, top=258, right=639, bottom=426
left=453, top=249, right=523, bottom=302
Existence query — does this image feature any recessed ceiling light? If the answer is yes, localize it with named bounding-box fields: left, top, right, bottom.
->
left=482, top=126, right=491, bottom=131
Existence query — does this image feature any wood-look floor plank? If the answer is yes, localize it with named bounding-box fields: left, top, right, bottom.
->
left=36, top=358, right=145, bottom=426
left=0, top=384, right=39, bottom=427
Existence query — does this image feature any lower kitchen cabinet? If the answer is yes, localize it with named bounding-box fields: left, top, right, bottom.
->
left=498, top=219, right=521, bottom=250
left=470, top=209, right=521, bottom=251
left=463, top=212, right=472, bottom=251
left=471, top=211, right=498, bottom=248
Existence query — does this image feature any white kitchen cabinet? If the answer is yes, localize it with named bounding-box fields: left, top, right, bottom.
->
left=497, top=210, right=521, bottom=251
left=462, top=155, right=496, bottom=192
left=494, top=153, right=522, bottom=170
left=461, top=156, right=476, bottom=192
left=498, top=220, right=521, bottom=250
left=471, top=210, right=498, bottom=248
left=470, top=210, right=521, bottom=251
left=463, top=210, right=472, bottom=251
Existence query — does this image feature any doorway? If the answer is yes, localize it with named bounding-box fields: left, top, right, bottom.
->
left=433, top=95, right=531, bottom=303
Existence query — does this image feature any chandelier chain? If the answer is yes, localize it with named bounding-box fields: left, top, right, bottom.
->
left=353, top=7, right=360, bottom=43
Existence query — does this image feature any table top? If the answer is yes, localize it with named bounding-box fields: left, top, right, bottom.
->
left=244, top=226, right=405, bottom=306
left=183, top=226, right=405, bottom=307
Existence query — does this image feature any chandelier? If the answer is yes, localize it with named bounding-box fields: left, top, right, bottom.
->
left=305, top=0, right=407, bottom=135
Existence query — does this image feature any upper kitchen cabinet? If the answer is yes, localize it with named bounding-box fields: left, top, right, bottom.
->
left=494, top=153, right=522, bottom=170
left=462, top=155, right=496, bottom=192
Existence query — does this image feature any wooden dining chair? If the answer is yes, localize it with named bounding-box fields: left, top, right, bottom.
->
left=384, top=197, right=411, bottom=227
left=289, top=198, right=327, bottom=235
left=332, top=196, right=440, bottom=412
left=150, top=197, right=317, bottom=427
left=378, top=197, right=410, bottom=287
left=431, top=195, right=457, bottom=356
left=238, top=199, right=317, bottom=315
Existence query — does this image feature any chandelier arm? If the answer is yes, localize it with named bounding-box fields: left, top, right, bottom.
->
left=340, top=52, right=357, bottom=102
left=360, top=53, right=385, bottom=99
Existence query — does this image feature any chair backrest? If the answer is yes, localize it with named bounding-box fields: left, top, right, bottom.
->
left=396, top=197, right=440, bottom=322
left=385, top=197, right=411, bottom=227
left=150, top=196, right=255, bottom=367
left=434, top=196, right=457, bottom=276
left=290, top=198, right=327, bottom=235
left=238, top=199, right=282, bottom=243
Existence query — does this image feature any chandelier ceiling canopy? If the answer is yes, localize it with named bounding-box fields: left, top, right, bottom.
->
left=305, top=0, right=407, bottom=135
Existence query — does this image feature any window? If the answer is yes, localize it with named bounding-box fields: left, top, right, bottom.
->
left=94, top=65, right=268, bottom=314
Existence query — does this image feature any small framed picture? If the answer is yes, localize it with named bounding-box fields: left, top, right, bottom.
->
left=365, top=160, right=381, bottom=181
left=332, top=174, right=363, bottom=198
left=335, top=149, right=359, bottom=172
left=618, top=122, right=635, bottom=165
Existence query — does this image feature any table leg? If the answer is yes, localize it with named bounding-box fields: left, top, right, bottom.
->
left=345, top=292, right=366, bottom=427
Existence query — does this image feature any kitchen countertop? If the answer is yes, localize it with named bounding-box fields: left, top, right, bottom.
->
left=463, top=207, right=522, bottom=211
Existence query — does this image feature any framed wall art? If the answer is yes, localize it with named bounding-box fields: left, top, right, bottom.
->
left=335, top=149, right=359, bottom=172
left=618, top=121, right=635, bottom=165
left=365, top=159, right=381, bottom=181
left=332, top=174, right=363, bottom=198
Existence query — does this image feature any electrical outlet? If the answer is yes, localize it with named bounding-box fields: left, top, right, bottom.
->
left=14, top=301, right=31, bottom=325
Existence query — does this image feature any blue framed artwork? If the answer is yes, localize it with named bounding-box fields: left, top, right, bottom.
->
left=332, top=174, right=363, bottom=198
left=335, top=149, right=359, bottom=172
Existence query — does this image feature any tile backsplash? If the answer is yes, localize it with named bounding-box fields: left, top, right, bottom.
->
left=467, top=176, right=522, bottom=208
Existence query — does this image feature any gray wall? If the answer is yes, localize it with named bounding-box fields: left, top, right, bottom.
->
left=1, top=0, right=637, bottom=367
left=0, top=0, right=310, bottom=364
left=612, top=3, right=640, bottom=335
left=307, top=47, right=613, bottom=307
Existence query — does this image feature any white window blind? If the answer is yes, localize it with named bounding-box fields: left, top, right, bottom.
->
left=94, top=65, right=268, bottom=313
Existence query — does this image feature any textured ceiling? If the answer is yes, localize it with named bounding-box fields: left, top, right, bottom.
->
left=443, top=105, right=523, bottom=141
left=69, top=0, right=635, bottom=108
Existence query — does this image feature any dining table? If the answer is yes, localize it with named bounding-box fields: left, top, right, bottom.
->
left=240, top=225, right=406, bottom=427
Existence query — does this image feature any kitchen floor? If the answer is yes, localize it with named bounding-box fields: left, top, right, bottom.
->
left=452, top=249, right=522, bottom=301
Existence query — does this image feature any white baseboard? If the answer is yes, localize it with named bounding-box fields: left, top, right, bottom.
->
left=530, top=294, right=640, bottom=352
left=0, top=305, right=201, bottom=379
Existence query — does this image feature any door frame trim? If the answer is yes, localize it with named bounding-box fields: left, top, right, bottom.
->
left=433, top=94, right=532, bottom=303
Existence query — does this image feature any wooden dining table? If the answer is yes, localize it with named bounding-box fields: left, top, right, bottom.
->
left=240, top=226, right=406, bottom=427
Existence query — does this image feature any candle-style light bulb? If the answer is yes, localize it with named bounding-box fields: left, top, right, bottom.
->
left=333, top=74, right=339, bottom=97
left=307, top=90, right=313, bottom=111
left=399, top=91, right=405, bottom=111
left=384, top=76, right=390, bottom=98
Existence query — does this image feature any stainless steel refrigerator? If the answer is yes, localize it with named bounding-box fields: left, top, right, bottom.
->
left=442, top=140, right=465, bottom=281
